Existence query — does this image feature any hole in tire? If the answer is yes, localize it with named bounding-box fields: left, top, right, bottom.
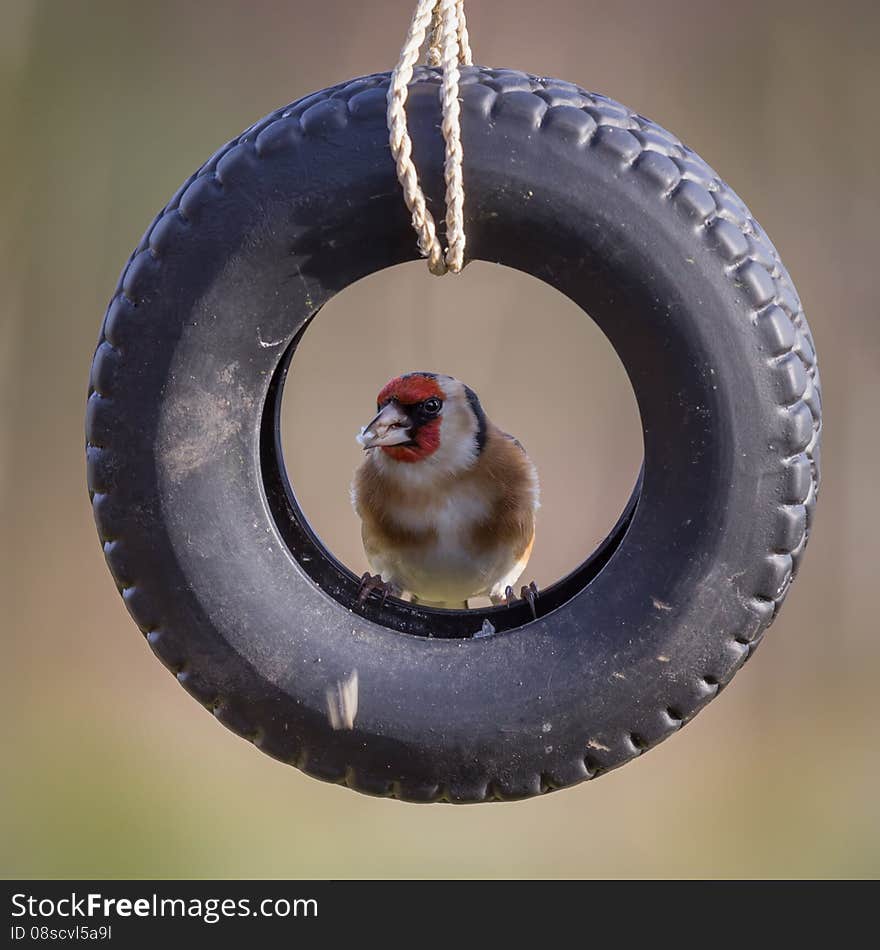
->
left=265, top=262, right=643, bottom=635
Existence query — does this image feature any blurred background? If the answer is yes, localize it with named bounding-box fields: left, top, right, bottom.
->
left=2, top=0, right=878, bottom=879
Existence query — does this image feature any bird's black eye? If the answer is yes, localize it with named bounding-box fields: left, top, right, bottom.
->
left=423, top=397, right=442, bottom=415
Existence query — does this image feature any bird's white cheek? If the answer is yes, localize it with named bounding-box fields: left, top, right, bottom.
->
left=432, top=411, right=478, bottom=474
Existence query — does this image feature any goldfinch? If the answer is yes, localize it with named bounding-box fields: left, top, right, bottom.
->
left=351, top=372, right=540, bottom=613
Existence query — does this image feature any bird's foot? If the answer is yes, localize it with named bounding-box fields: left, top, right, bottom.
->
left=520, top=581, right=539, bottom=619
left=501, top=581, right=539, bottom=619
left=357, top=572, right=397, bottom=606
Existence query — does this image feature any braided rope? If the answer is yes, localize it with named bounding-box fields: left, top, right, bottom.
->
left=388, top=0, right=472, bottom=275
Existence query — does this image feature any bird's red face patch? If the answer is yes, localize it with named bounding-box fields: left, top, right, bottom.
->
left=376, top=374, right=444, bottom=408
left=381, top=420, right=441, bottom=463
left=376, top=374, right=444, bottom=463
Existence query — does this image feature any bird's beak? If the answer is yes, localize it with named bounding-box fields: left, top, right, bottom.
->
left=356, top=402, right=412, bottom=449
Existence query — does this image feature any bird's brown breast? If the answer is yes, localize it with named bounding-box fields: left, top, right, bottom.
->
left=354, top=422, right=537, bottom=568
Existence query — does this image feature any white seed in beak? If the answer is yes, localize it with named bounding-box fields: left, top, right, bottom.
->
left=356, top=402, right=412, bottom=449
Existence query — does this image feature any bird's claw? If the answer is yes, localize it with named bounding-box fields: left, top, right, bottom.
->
left=357, top=572, right=394, bottom=606
left=520, top=581, right=539, bottom=620
left=503, top=581, right=539, bottom=619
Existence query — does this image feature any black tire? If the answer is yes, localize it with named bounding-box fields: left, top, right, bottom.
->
left=86, top=67, right=821, bottom=802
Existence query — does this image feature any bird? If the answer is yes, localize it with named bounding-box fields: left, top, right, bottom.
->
left=351, top=371, right=540, bottom=614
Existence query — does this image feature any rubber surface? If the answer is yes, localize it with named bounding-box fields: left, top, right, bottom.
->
left=86, top=67, right=821, bottom=802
